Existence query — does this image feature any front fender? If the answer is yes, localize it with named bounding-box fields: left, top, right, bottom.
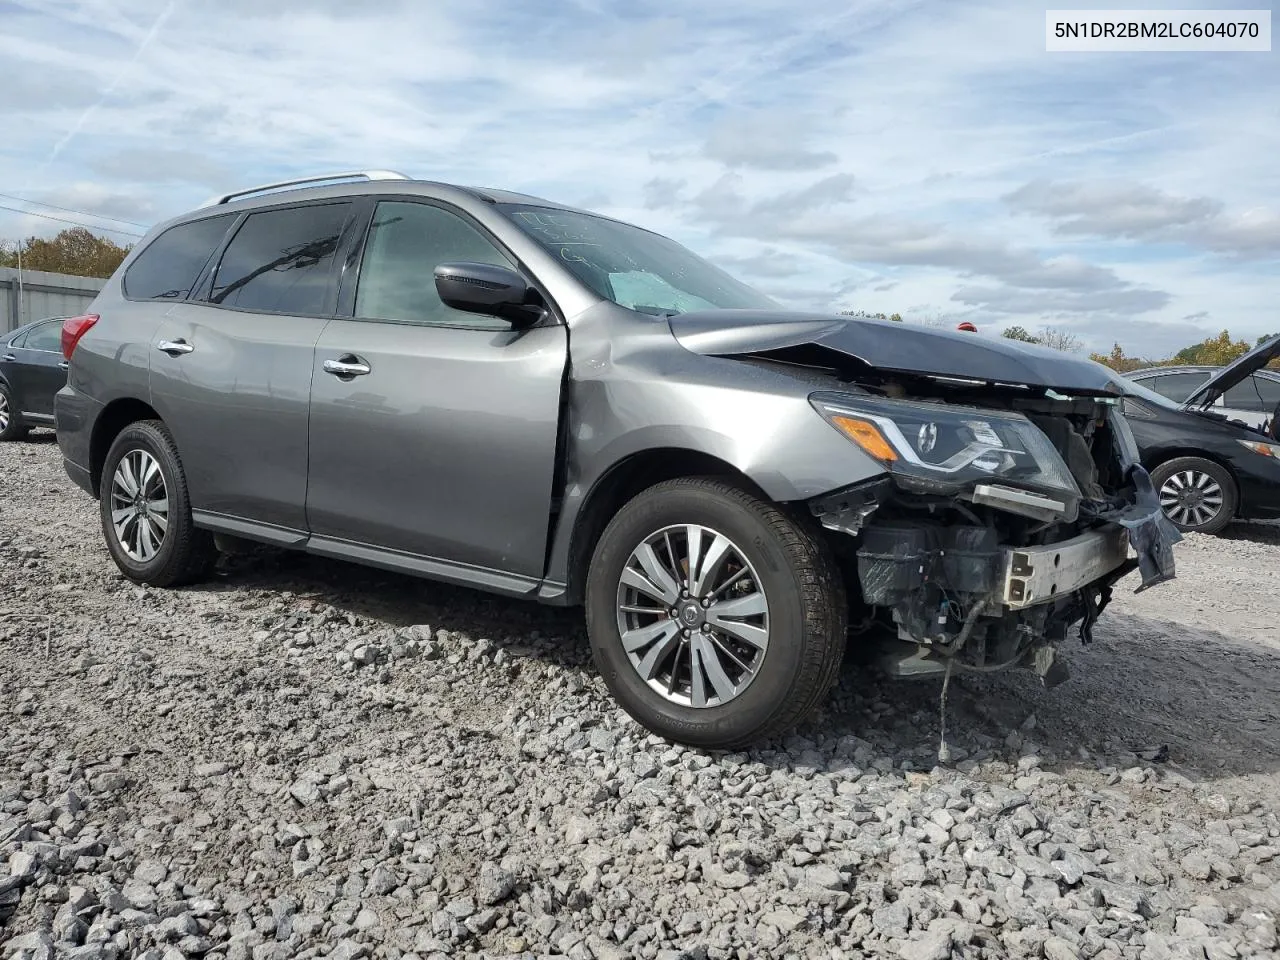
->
left=540, top=362, right=886, bottom=598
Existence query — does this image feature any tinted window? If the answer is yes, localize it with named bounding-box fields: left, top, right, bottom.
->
left=7, top=329, right=27, bottom=348
left=125, top=215, right=235, bottom=300
left=209, top=203, right=351, bottom=314
left=1142, top=372, right=1209, bottom=403
left=354, top=201, right=515, bottom=327
left=1224, top=375, right=1280, bottom=412
left=24, top=320, right=63, bottom=352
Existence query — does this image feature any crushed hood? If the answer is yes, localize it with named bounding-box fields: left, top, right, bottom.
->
left=669, top=310, right=1130, bottom=395
left=1183, top=334, right=1280, bottom=408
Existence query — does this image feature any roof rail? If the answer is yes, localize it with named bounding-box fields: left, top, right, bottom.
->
left=200, top=170, right=411, bottom=208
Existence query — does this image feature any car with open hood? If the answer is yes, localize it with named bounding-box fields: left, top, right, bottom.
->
left=1121, top=336, right=1280, bottom=534
left=1127, top=360, right=1280, bottom=431
left=54, top=171, right=1180, bottom=748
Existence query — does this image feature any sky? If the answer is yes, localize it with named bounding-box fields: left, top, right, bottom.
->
left=0, top=0, right=1277, bottom=358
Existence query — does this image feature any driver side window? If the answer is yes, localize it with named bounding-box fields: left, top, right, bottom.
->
left=355, top=201, right=516, bottom=328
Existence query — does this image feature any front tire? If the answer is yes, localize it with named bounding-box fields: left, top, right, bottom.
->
left=585, top=477, right=847, bottom=749
left=100, top=420, right=216, bottom=587
left=0, top=382, right=29, bottom=441
left=1151, top=456, right=1237, bottom=535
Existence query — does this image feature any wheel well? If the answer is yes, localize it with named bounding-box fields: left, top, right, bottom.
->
left=563, top=448, right=766, bottom=606
left=90, top=398, right=160, bottom=496
left=1143, top=447, right=1239, bottom=491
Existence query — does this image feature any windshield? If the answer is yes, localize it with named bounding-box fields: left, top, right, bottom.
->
left=498, top=204, right=777, bottom=315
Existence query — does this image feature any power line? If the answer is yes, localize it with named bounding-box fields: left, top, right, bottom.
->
left=0, top=203, right=145, bottom=239
left=0, top=192, right=150, bottom=228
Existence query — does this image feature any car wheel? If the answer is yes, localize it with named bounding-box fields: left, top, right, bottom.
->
left=100, top=420, right=216, bottom=587
left=585, top=477, right=847, bottom=749
left=1151, top=457, right=1237, bottom=535
left=0, top=382, right=29, bottom=441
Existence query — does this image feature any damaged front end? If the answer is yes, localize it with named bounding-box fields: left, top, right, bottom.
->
left=807, top=388, right=1181, bottom=687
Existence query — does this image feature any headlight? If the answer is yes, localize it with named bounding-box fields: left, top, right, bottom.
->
left=1237, top=439, right=1280, bottom=459
left=810, top=392, right=1080, bottom=499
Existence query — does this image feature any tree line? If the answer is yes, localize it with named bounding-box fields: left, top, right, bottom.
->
left=1001, top=325, right=1278, bottom=372
left=0, top=227, right=132, bottom=280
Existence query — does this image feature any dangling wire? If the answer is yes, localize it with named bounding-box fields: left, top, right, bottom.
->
left=936, top=599, right=989, bottom=766
left=938, top=657, right=954, bottom=764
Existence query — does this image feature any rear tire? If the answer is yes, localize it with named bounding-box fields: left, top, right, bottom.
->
left=585, top=477, right=847, bottom=749
left=0, top=382, right=29, bottom=441
left=100, top=420, right=216, bottom=587
left=1150, top=457, right=1237, bottom=535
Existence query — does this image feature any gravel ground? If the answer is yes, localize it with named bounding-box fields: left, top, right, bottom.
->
left=2, top=432, right=1279, bottom=960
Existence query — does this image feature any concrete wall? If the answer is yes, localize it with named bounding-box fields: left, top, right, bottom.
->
left=0, top=267, right=106, bottom=335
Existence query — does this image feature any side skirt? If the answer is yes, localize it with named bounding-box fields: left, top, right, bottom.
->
left=191, top=510, right=544, bottom=599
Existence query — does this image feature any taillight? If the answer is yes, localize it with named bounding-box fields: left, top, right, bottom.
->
left=61, top=314, right=99, bottom=360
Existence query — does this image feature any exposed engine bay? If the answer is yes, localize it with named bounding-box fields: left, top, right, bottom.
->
left=746, top=347, right=1184, bottom=689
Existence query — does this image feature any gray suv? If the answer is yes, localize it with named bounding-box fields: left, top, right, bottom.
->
left=55, top=171, right=1179, bottom=748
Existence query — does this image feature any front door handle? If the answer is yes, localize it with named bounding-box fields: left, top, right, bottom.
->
left=1, top=354, right=14, bottom=362
left=322, top=356, right=371, bottom=378
left=157, top=339, right=194, bottom=356
left=58, top=361, right=69, bottom=370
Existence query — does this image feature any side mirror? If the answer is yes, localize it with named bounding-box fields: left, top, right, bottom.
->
left=434, top=262, right=543, bottom=327
left=1270, top=401, right=1280, bottom=440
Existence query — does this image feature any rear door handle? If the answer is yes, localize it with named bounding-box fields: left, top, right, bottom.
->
left=58, top=361, right=69, bottom=369
left=322, top=356, right=371, bottom=378
left=157, top=339, right=194, bottom=356
left=1, top=354, right=14, bottom=362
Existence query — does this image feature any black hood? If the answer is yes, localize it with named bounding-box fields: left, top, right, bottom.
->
left=669, top=310, right=1129, bottom=395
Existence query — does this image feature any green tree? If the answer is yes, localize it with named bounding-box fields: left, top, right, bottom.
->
left=0, top=227, right=132, bottom=279
left=1001, top=326, right=1040, bottom=343
left=1172, top=329, right=1251, bottom=366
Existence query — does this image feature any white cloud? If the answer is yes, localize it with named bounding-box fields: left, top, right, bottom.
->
left=1007, top=179, right=1280, bottom=257
left=0, top=0, right=1276, bottom=355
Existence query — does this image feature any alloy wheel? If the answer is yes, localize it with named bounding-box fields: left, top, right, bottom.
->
left=615, top=524, right=769, bottom=708
left=0, top=392, right=9, bottom=432
left=1159, top=469, right=1224, bottom=528
left=109, top=449, right=170, bottom=562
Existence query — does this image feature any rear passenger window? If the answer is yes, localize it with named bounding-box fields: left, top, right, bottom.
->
left=209, top=203, right=352, bottom=315
left=124, top=215, right=235, bottom=300
left=354, top=201, right=515, bottom=327
left=24, top=320, right=63, bottom=352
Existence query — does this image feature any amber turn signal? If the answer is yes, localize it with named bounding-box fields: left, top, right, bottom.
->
left=830, top=415, right=899, bottom=462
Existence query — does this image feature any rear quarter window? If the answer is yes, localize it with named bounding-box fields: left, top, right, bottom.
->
left=23, top=320, right=63, bottom=352
left=124, top=215, right=236, bottom=301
